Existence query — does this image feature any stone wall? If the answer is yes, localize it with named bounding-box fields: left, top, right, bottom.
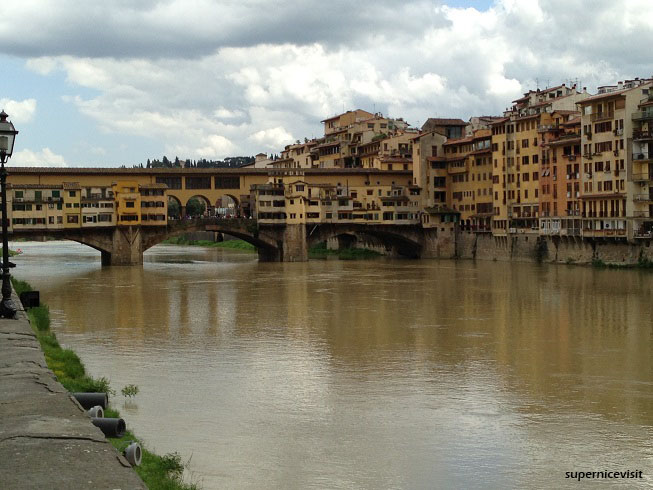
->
left=458, top=231, right=653, bottom=266
left=422, top=227, right=456, bottom=259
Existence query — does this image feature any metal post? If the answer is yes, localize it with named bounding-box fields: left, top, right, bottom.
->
left=0, top=152, right=16, bottom=318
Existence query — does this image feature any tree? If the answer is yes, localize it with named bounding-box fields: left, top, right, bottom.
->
left=186, top=198, right=206, bottom=217
left=168, top=198, right=180, bottom=218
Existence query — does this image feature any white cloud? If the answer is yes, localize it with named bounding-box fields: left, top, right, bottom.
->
left=0, top=98, right=37, bottom=124
left=5, top=0, right=653, bottom=165
left=10, top=148, right=67, bottom=167
left=249, top=127, right=294, bottom=151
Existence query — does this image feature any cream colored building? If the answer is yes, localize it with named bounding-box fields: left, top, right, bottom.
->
left=577, top=78, right=653, bottom=240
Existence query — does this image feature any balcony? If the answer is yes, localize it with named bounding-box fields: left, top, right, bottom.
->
left=632, top=111, right=653, bottom=121
left=633, top=152, right=651, bottom=162
left=632, top=173, right=653, bottom=183
left=634, top=230, right=653, bottom=239
left=590, top=112, right=614, bottom=122
left=633, top=194, right=653, bottom=202
left=633, top=130, right=653, bottom=140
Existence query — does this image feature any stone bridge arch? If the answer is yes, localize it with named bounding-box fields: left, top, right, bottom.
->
left=307, top=224, right=424, bottom=258
left=141, top=218, right=283, bottom=262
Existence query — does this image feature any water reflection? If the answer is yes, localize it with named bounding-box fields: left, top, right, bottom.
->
left=10, top=241, right=653, bottom=489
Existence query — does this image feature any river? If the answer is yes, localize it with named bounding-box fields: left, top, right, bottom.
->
left=10, top=241, right=653, bottom=489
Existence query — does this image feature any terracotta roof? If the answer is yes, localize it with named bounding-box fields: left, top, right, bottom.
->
left=490, top=117, right=510, bottom=125
left=443, top=136, right=474, bottom=146
left=422, top=118, right=467, bottom=128
left=577, top=89, right=628, bottom=105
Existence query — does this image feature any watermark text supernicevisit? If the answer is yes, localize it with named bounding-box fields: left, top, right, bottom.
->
left=565, top=470, right=643, bottom=482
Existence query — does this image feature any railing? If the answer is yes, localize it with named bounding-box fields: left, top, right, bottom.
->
left=633, top=153, right=651, bottom=161
left=632, top=111, right=653, bottom=121
left=632, top=173, right=653, bottom=182
left=634, top=230, right=653, bottom=239
left=633, top=130, right=653, bottom=140
left=633, top=194, right=653, bottom=202
left=632, top=211, right=651, bottom=218
left=591, top=112, right=614, bottom=122
left=554, top=132, right=581, bottom=142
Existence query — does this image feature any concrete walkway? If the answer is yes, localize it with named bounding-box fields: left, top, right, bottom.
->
left=0, top=296, right=146, bottom=490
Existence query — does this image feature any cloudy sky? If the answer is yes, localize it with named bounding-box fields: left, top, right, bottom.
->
left=0, top=0, right=651, bottom=167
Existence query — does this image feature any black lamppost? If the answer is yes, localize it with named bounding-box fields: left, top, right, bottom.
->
left=0, top=110, right=18, bottom=318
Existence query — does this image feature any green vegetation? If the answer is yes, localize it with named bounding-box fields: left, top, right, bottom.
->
left=11, top=278, right=32, bottom=296
left=308, top=242, right=381, bottom=260
left=637, top=256, right=653, bottom=268
left=185, top=198, right=205, bottom=217
left=12, top=277, right=198, bottom=490
left=0, top=248, right=20, bottom=257
left=591, top=258, right=607, bottom=268
left=162, top=236, right=255, bottom=252
left=121, top=384, right=140, bottom=398
left=590, top=255, right=653, bottom=270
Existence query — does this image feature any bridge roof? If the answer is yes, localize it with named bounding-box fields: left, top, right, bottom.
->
left=8, top=183, right=63, bottom=189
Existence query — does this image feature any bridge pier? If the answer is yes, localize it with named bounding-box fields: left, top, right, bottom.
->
left=102, top=227, right=144, bottom=266
left=257, top=247, right=281, bottom=262
left=281, top=224, right=308, bottom=262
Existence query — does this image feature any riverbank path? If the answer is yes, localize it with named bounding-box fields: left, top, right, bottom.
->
left=0, top=296, right=146, bottom=490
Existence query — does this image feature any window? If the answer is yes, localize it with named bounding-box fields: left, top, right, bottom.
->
left=156, top=176, right=182, bottom=189
left=185, top=177, right=211, bottom=189
left=126, top=201, right=135, bottom=208
left=14, top=191, right=23, bottom=198
left=69, top=191, right=76, bottom=197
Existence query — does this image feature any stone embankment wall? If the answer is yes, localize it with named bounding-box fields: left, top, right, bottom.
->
left=456, top=231, right=653, bottom=265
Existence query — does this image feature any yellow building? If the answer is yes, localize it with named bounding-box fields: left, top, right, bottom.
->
left=62, top=182, right=82, bottom=228
left=113, top=181, right=142, bottom=226
left=139, top=183, right=168, bottom=226
left=491, top=84, right=589, bottom=235
left=252, top=169, right=417, bottom=225
left=443, top=129, right=494, bottom=231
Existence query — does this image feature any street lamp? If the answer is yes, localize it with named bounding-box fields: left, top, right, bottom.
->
left=0, top=110, right=18, bottom=318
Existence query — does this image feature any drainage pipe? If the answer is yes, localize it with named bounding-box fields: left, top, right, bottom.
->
left=87, top=405, right=104, bottom=418
left=124, top=442, right=142, bottom=466
left=91, top=417, right=126, bottom=438
left=73, top=392, right=108, bottom=409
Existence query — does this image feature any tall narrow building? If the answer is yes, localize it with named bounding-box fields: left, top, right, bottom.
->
left=576, top=78, right=653, bottom=240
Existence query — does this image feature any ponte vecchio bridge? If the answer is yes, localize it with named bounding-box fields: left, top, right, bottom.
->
left=3, top=167, right=455, bottom=264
